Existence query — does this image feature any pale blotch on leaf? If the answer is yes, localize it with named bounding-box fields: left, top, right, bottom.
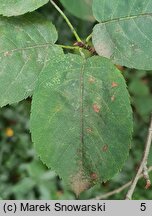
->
left=88, top=76, right=95, bottom=84
left=70, top=170, right=90, bottom=196
left=86, top=128, right=93, bottom=133
left=111, top=95, right=115, bottom=101
left=96, top=41, right=113, bottom=58
left=54, top=105, right=62, bottom=113
left=4, top=51, right=12, bottom=57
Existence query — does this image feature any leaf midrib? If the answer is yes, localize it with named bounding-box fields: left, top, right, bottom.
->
left=100, top=12, right=152, bottom=24
left=80, top=60, right=85, bottom=162
left=0, top=42, right=54, bottom=55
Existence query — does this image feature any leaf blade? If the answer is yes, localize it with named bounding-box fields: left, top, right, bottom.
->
left=92, top=0, right=152, bottom=70
left=30, top=54, right=133, bottom=195
left=60, top=0, right=95, bottom=21
left=0, top=0, right=49, bottom=16
left=0, top=13, right=63, bottom=107
left=92, top=0, right=152, bottom=22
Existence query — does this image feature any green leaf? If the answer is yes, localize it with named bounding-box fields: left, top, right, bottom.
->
left=92, top=0, right=152, bottom=70
left=133, top=97, right=152, bottom=118
left=30, top=54, right=133, bottom=195
left=0, top=0, right=49, bottom=16
left=60, top=0, right=94, bottom=21
left=0, top=13, right=63, bottom=107
left=129, top=79, right=149, bottom=96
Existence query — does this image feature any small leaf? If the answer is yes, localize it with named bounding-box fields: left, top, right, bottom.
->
left=129, top=79, right=149, bottom=96
left=0, top=0, right=49, bottom=17
left=92, top=0, right=152, bottom=70
left=60, top=0, right=95, bottom=21
left=0, top=13, right=63, bottom=107
left=30, top=54, right=133, bottom=195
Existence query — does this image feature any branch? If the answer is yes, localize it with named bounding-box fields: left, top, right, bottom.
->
left=93, top=166, right=152, bottom=200
left=73, top=41, right=96, bottom=55
left=125, top=114, right=152, bottom=200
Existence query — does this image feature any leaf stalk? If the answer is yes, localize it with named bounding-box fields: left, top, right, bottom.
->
left=50, top=0, right=82, bottom=42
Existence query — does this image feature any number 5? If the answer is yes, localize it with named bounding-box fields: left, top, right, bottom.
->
left=140, top=203, right=146, bottom=211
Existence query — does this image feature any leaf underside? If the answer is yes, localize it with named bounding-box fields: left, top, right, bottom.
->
left=60, top=0, right=95, bottom=21
left=30, top=54, right=133, bottom=195
left=0, top=0, right=49, bottom=16
left=93, top=0, right=152, bottom=70
left=0, top=13, right=63, bottom=107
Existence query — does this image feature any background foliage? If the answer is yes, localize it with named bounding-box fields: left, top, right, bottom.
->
left=0, top=1, right=152, bottom=200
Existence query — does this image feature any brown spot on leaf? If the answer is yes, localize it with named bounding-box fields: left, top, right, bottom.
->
left=111, top=95, right=115, bottom=101
left=93, top=103, right=100, bottom=113
left=102, top=144, right=108, bottom=152
left=90, top=173, right=97, bottom=180
left=111, top=82, right=118, bottom=88
left=88, top=76, right=95, bottom=84
left=145, top=180, right=151, bottom=189
left=70, top=170, right=90, bottom=197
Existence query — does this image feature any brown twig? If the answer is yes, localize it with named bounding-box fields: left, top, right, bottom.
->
left=73, top=41, right=97, bottom=55
left=93, top=166, right=152, bottom=200
left=125, top=114, right=152, bottom=200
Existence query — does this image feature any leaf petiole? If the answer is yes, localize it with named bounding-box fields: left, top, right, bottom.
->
left=58, top=44, right=79, bottom=50
left=50, top=0, right=82, bottom=42
left=86, top=33, right=92, bottom=43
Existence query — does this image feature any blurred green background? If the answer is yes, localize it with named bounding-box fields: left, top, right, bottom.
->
left=0, top=1, right=152, bottom=200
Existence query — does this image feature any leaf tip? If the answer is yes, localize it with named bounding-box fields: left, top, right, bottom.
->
left=70, top=171, right=90, bottom=197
